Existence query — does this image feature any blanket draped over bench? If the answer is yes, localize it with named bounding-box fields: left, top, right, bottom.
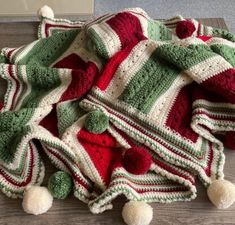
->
left=0, top=6, right=235, bottom=219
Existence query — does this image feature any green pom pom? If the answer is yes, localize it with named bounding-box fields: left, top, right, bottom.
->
left=48, top=171, right=73, bottom=199
left=84, top=110, right=109, bottom=134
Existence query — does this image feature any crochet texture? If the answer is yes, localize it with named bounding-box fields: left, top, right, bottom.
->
left=0, top=7, right=234, bottom=214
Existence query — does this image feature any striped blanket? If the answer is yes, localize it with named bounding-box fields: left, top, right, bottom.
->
left=0, top=7, right=235, bottom=214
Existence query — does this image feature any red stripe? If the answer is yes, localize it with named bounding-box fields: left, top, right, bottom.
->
left=197, top=35, right=212, bottom=42
left=0, top=143, right=34, bottom=187
left=8, top=65, right=20, bottom=110
left=60, top=62, right=98, bottom=102
left=202, top=68, right=235, bottom=103
left=106, top=12, right=146, bottom=47
left=45, top=147, right=91, bottom=191
left=110, top=123, right=195, bottom=183
left=53, top=53, right=99, bottom=102
left=87, top=95, right=200, bottom=160
left=193, top=111, right=235, bottom=121
left=113, top=174, right=191, bottom=189
left=7, top=49, right=15, bottom=59
left=166, top=84, right=199, bottom=143
left=96, top=42, right=138, bottom=90
left=110, top=181, right=189, bottom=194
left=197, top=22, right=201, bottom=36
left=204, top=143, right=213, bottom=177
left=153, top=157, right=195, bottom=184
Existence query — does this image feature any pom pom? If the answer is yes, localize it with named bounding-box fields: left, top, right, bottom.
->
left=207, top=179, right=235, bottom=209
left=176, top=20, right=196, bottom=39
left=22, top=186, right=53, bottom=215
left=38, top=5, right=54, bottom=19
left=123, top=147, right=152, bottom=175
left=84, top=110, right=109, bottom=134
left=224, top=132, right=235, bottom=150
left=122, top=201, right=153, bottom=225
left=48, top=171, right=73, bottom=199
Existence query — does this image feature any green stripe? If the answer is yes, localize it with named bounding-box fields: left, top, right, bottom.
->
left=57, top=100, right=86, bottom=135
left=17, top=29, right=79, bottom=67
left=194, top=103, right=235, bottom=114
left=21, top=65, right=61, bottom=108
left=11, top=46, right=26, bottom=63
left=88, top=28, right=109, bottom=59
left=195, top=117, right=235, bottom=129
left=0, top=125, right=32, bottom=163
left=83, top=94, right=209, bottom=159
left=212, top=28, right=235, bottom=42
left=210, top=44, right=235, bottom=67
left=0, top=54, right=8, bottom=63
left=156, top=44, right=216, bottom=70
left=119, top=49, right=180, bottom=113
left=148, top=20, right=172, bottom=41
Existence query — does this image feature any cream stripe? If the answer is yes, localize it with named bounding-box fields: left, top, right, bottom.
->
left=38, top=69, right=72, bottom=107
left=92, top=22, right=121, bottom=57
left=129, top=11, right=148, bottom=37
left=206, top=37, right=235, bottom=48
left=3, top=66, right=15, bottom=111
left=11, top=66, right=22, bottom=109
left=82, top=94, right=203, bottom=149
left=148, top=73, right=193, bottom=125
left=50, top=30, right=103, bottom=71
left=104, top=40, right=165, bottom=100
left=193, top=99, right=235, bottom=109
left=15, top=66, right=31, bottom=110
left=185, top=55, right=232, bottom=83
left=14, top=40, right=40, bottom=63
left=172, top=36, right=206, bottom=47
left=163, top=15, right=184, bottom=25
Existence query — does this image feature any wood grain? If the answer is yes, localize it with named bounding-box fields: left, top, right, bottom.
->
left=0, top=18, right=234, bottom=225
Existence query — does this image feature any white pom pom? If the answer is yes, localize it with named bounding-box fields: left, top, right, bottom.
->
left=38, top=5, right=54, bottom=19
left=207, top=179, right=235, bottom=209
left=122, top=201, right=153, bottom=225
left=22, top=186, right=53, bottom=215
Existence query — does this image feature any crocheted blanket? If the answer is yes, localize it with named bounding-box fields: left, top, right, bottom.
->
left=0, top=8, right=235, bottom=213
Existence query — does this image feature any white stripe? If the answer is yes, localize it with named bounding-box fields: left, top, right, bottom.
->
left=172, top=36, right=206, bottom=47
left=148, top=73, right=193, bottom=125
left=206, top=37, right=235, bottom=48
left=129, top=11, right=148, bottom=37
left=185, top=55, right=232, bottom=83
left=15, top=66, right=31, bottom=110
left=81, top=94, right=203, bottom=149
left=163, top=15, right=184, bottom=25
left=0, top=65, right=15, bottom=111
left=91, top=22, right=121, bottom=58
left=50, top=30, right=103, bottom=71
left=10, top=66, right=22, bottom=109
left=38, top=69, right=72, bottom=107
left=14, top=40, right=40, bottom=63
left=104, top=40, right=165, bottom=100
left=193, top=99, right=235, bottom=109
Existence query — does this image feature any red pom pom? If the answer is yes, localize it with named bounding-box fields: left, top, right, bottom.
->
left=123, top=147, right=152, bottom=175
left=176, top=20, right=196, bottom=39
left=224, top=132, right=235, bottom=150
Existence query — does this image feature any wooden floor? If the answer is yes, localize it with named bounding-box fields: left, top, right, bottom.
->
left=0, top=18, right=235, bottom=225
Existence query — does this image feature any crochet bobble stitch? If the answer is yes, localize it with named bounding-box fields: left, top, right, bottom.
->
left=0, top=5, right=235, bottom=225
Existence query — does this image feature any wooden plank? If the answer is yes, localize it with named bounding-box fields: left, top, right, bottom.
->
left=0, top=18, right=234, bottom=225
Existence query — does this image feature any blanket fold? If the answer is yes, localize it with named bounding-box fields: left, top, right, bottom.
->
left=0, top=6, right=235, bottom=220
